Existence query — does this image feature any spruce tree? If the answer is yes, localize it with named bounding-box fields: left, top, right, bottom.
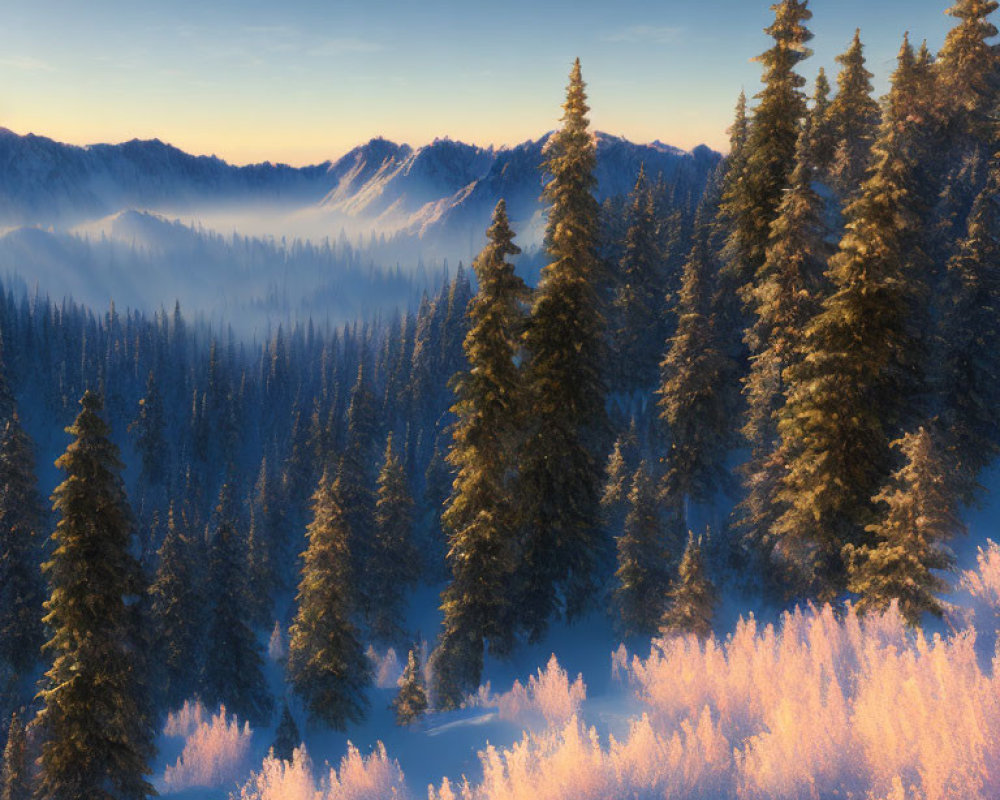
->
left=845, top=428, right=961, bottom=625
left=601, top=424, right=640, bottom=539
left=149, top=505, right=203, bottom=712
left=661, top=532, right=716, bottom=639
left=613, top=167, right=664, bottom=393
left=826, top=30, right=880, bottom=197
left=0, top=414, right=45, bottom=676
left=936, top=0, right=999, bottom=143
left=128, top=370, right=166, bottom=488
left=271, top=702, right=300, bottom=763
left=613, top=463, right=671, bottom=638
left=518, top=60, right=607, bottom=638
left=392, top=648, right=428, bottom=726
left=738, top=133, right=831, bottom=585
left=369, top=434, right=419, bottom=642
left=202, top=483, right=272, bottom=725
left=245, top=507, right=273, bottom=629
left=287, top=473, right=370, bottom=730
left=434, top=201, right=527, bottom=701
left=1, top=711, right=29, bottom=800
left=35, top=391, right=155, bottom=800
left=803, top=67, right=836, bottom=173
left=338, top=360, right=379, bottom=611
left=941, top=149, right=1000, bottom=486
left=658, top=208, right=737, bottom=512
left=774, top=39, right=930, bottom=598
left=729, top=0, right=812, bottom=296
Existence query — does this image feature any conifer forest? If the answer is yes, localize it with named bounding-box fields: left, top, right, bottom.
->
left=2, top=1, right=1000, bottom=798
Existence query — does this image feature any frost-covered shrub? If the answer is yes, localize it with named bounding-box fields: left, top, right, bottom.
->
left=163, top=704, right=254, bottom=791
left=428, top=602, right=1000, bottom=800
left=235, top=742, right=408, bottom=800
left=494, top=655, right=586, bottom=727
left=959, top=540, right=1000, bottom=646
left=367, top=646, right=403, bottom=689
left=163, top=697, right=208, bottom=739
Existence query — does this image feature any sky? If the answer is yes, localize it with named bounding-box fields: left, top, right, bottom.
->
left=0, top=1, right=961, bottom=166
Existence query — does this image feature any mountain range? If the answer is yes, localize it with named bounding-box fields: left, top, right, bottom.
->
left=0, top=128, right=720, bottom=257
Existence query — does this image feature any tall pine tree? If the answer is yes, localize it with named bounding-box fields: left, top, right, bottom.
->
left=846, top=427, right=961, bottom=625
left=826, top=30, right=880, bottom=197
left=738, top=132, right=831, bottom=588
left=518, top=60, right=607, bottom=638
left=202, top=483, right=272, bottom=725
left=0, top=413, right=45, bottom=677
left=35, top=392, right=155, bottom=800
left=287, top=472, right=370, bottom=729
left=369, top=434, right=419, bottom=642
left=613, top=462, right=671, bottom=638
left=434, top=201, right=527, bottom=704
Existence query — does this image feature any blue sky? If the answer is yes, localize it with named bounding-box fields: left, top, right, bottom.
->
left=0, top=1, right=962, bottom=165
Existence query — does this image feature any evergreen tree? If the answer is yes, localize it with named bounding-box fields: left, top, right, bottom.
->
left=338, top=360, right=379, bottom=610
left=601, top=424, right=640, bottom=539
left=392, top=648, right=428, bottom=726
left=518, top=60, right=608, bottom=638
left=0, top=413, right=45, bottom=676
left=202, top=484, right=272, bottom=725
left=658, top=209, right=737, bottom=511
left=803, top=67, right=836, bottom=173
left=826, top=30, right=880, bottom=197
left=434, top=200, right=527, bottom=702
left=245, top=507, right=273, bottom=629
left=613, top=463, right=671, bottom=638
left=845, top=427, right=961, bottom=625
left=287, top=473, right=370, bottom=730
left=35, top=392, right=155, bottom=800
left=271, top=702, right=300, bottom=763
left=936, top=0, right=999, bottom=143
left=129, top=370, right=166, bottom=488
left=729, top=0, right=813, bottom=296
left=613, top=167, right=664, bottom=393
left=150, top=505, right=203, bottom=711
left=661, top=532, right=716, bottom=639
left=369, top=434, right=419, bottom=642
left=1, top=711, right=29, bottom=800
left=774, top=39, right=930, bottom=598
left=941, top=150, right=1000, bottom=487
left=738, top=133, right=831, bottom=585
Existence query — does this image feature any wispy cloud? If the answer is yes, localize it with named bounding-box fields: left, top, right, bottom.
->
left=0, top=55, right=55, bottom=73
left=308, top=37, right=384, bottom=56
left=605, top=25, right=683, bottom=45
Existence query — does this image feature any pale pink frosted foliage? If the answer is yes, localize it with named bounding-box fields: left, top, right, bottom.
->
left=325, top=742, right=409, bottom=800
left=495, top=655, right=586, bottom=727
left=959, top=540, right=1000, bottom=637
left=163, top=704, right=254, bottom=791
left=235, top=742, right=408, bottom=800
left=367, top=646, right=403, bottom=689
left=163, top=698, right=208, bottom=739
left=235, top=746, right=320, bottom=800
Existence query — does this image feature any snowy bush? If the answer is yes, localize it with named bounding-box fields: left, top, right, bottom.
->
left=494, top=655, right=587, bottom=727
left=959, top=540, right=1000, bottom=646
left=426, top=602, right=1000, bottom=800
left=163, top=698, right=208, bottom=739
left=163, top=704, right=254, bottom=791
left=367, top=646, right=403, bottom=689
left=235, top=742, right=408, bottom=800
